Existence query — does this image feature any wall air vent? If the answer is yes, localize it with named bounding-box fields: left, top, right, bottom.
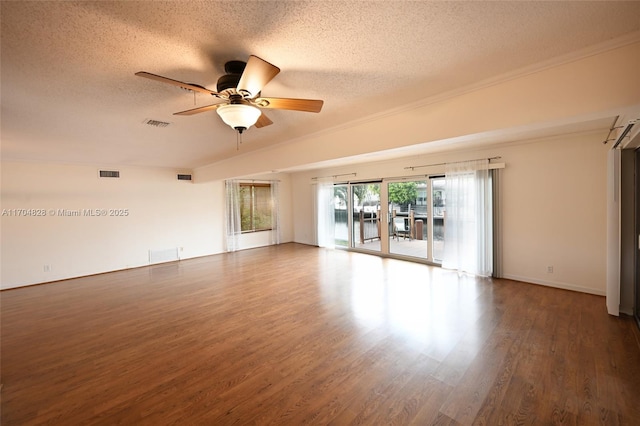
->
left=177, top=174, right=192, bottom=181
left=144, top=118, right=170, bottom=128
left=99, top=170, right=120, bottom=178
left=149, top=248, right=179, bottom=264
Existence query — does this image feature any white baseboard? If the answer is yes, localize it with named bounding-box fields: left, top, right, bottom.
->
left=502, top=274, right=606, bottom=296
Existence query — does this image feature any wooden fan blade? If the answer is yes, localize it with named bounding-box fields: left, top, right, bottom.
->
left=174, top=103, right=223, bottom=116
left=135, top=71, right=218, bottom=96
left=255, top=112, right=273, bottom=128
left=254, top=97, right=323, bottom=113
left=236, top=56, right=280, bottom=98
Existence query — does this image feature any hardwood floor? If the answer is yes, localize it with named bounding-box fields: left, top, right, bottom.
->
left=2, top=243, right=639, bottom=425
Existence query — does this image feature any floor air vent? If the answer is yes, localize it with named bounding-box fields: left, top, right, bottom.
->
left=149, top=248, right=179, bottom=264
left=177, top=174, right=192, bottom=181
left=99, top=170, right=120, bottom=178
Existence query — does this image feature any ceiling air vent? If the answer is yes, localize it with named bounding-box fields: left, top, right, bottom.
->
left=144, top=118, right=170, bottom=128
left=99, top=170, right=120, bottom=178
left=177, top=174, right=192, bottom=181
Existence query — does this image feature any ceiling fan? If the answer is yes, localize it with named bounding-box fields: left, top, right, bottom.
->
left=136, top=55, right=324, bottom=134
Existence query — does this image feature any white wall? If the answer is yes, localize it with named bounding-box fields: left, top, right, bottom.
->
left=0, top=161, right=219, bottom=288
left=290, top=130, right=609, bottom=295
left=500, top=133, right=608, bottom=294
left=1, top=162, right=293, bottom=289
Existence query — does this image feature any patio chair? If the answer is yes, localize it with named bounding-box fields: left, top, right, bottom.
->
left=393, top=217, right=410, bottom=240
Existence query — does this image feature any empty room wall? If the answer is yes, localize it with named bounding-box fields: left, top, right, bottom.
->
left=1, top=161, right=222, bottom=289
left=1, top=162, right=295, bottom=289
left=290, top=129, right=609, bottom=295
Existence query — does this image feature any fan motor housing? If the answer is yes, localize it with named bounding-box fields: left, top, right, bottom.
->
left=217, top=74, right=241, bottom=92
left=224, top=60, right=246, bottom=74
left=217, top=60, right=246, bottom=92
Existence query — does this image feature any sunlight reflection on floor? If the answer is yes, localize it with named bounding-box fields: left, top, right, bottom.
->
left=339, top=251, right=485, bottom=359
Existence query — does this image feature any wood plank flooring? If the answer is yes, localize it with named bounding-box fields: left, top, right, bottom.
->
left=2, top=243, right=639, bottom=425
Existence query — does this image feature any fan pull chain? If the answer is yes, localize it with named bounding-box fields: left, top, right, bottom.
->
left=236, top=131, right=241, bottom=150
left=193, top=91, right=196, bottom=106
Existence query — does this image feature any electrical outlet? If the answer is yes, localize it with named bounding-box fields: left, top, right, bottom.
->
left=44, top=264, right=51, bottom=272
left=547, top=265, right=553, bottom=274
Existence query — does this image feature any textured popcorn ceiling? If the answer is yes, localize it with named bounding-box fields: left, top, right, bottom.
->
left=2, top=1, right=640, bottom=169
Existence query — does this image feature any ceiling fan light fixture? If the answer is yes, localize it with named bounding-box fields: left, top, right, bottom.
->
left=216, top=104, right=261, bottom=133
left=137, top=55, right=323, bottom=133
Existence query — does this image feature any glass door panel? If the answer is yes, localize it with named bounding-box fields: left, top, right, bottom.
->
left=431, top=177, right=445, bottom=263
left=333, top=185, right=349, bottom=247
left=351, top=182, right=381, bottom=252
left=388, top=180, right=428, bottom=260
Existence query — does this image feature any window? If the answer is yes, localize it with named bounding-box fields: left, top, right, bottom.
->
left=239, top=183, right=273, bottom=232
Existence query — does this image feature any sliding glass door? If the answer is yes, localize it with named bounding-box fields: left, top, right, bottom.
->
left=385, top=178, right=445, bottom=264
left=322, top=167, right=496, bottom=275
left=333, top=185, right=349, bottom=247
left=328, top=178, right=447, bottom=265
left=351, top=182, right=381, bottom=252
left=388, top=180, right=428, bottom=260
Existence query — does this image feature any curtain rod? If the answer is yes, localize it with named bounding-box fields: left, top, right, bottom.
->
left=404, top=156, right=502, bottom=171
left=602, top=115, right=622, bottom=145
left=312, top=172, right=357, bottom=180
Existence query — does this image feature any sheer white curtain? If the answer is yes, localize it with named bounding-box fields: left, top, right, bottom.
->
left=224, top=179, right=242, bottom=252
left=442, top=159, right=493, bottom=276
left=270, top=181, right=281, bottom=245
left=316, top=178, right=335, bottom=249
